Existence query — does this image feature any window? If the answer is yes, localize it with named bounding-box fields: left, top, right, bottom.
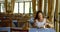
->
left=31, top=2, right=33, bottom=14
left=19, top=3, right=24, bottom=13
left=1, top=3, right=5, bottom=12
left=14, top=3, right=18, bottom=13
left=13, top=2, right=33, bottom=14
left=25, top=2, right=30, bottom=13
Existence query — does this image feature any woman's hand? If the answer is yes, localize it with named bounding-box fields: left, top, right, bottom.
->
left=45, top=23, right=54, bottom=28
left=45, top=19, right=54, bottom=28
left=45, top=23, right=51, bottom=28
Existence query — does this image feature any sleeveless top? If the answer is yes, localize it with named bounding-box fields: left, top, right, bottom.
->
left=35, top=18, right=46, bottom=28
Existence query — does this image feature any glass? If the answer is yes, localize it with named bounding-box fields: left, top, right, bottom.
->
left=1, top=3, right=5, bottom=12
left=25, top=2, right=30, bottom=14
left=19, top=3, right=24, bottom=13
left=14, top=3, right=18, bottom=13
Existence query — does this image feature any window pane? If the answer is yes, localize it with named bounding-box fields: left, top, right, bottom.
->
left=31, top=2, right=33, bottom=13
left=25, top=2, right=30, bottom=13
left=1, top=3, right=5, bottom=12
left=19, top=3, right=24, bottom=13
left=14, top=3, right=18, bottom=13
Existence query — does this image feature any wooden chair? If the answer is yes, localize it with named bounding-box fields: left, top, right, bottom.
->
left=1, top=19, right=12, bottom=27
left=18, top=14, right=30, bottom=30
left=11, top=27, right=28, bottom=32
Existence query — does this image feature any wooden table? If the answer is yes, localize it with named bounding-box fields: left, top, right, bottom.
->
left=11, top=27, right=28, bottom=32
left=0, top=27, right=28, bottom=32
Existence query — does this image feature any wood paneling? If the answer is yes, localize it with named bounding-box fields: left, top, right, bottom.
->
left=55, top=0, right=59, bottom=32
left=32, top=0, right=36, bottom=17
left=4, top=0, right=7, bottom=13
left=48, top=0, right=52, bottom=22
left=11, top=28, right=28, bottom=32
left=44, top=0, right=48, bottom=16
left=38, top=0, right=42, bottom=11
left=11, top=0, right=15, bottom=14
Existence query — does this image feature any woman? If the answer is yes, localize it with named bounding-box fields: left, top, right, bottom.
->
left=33, top=11, right=53, bottom=28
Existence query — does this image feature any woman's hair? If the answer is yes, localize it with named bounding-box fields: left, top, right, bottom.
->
left=34, top=11, right=44, bottom=20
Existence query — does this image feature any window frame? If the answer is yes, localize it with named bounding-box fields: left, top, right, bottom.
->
left=14, top=1, right=33, bottom=14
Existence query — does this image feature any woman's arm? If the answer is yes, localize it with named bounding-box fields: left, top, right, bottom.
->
left=33, top=20, right=37, bottom=28
left=45, top=19, right=54, bottom=28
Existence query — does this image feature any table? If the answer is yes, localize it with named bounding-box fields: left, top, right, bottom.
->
left=0, top=27, right=28, bottom=32
left=0, top=27, right=56, bottom=32
left=11, top=27, right=28, bottom=32
left=29, top=28, right=56, bottom=32
left=0, top=27, right=10, bottom=32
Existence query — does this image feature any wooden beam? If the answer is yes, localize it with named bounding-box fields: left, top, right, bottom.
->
left=55, top=0, right=59, bottom=32
left=48, top=0, right=52, bottom=22
left=4, top=0, right=7, bottom=14
left=5, top=0, right=15, bottom=14
left=58, top=0, right=60, bottom=32
left=38, top=0, right=42, bottom=11
left=48, top=0, right=56, bottom=29
left=51, top=0, right=56, bottom=29
left=44, top=0, right=47, bottom=16
left=11, top=0, right=15, bottom=14
left=4, top=0, right=13, bottom=14
left=32, top=0, right=36, bottom=17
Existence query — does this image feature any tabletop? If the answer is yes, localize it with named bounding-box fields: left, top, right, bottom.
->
left=29, top=28, right=56, bottom=32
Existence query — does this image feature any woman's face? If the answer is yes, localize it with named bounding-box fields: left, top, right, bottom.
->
left=38, top=13, right=43, bottom=19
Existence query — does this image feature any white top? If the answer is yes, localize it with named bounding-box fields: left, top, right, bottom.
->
left=35, top=18, right=46, bottom=28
